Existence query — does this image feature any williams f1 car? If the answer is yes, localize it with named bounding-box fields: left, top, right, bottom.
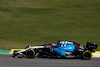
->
left=12, top=40, right=98, bottom=60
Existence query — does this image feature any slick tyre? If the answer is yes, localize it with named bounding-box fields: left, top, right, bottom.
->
left=82, top=51, right=92, bottom=60
left=26, top=49, right=35, bottom=58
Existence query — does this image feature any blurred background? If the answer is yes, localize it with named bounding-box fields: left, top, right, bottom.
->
left=0, top=0, right=100, bottom=50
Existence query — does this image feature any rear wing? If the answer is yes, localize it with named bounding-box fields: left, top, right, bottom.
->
left=86, top=42, right=98, bottom=52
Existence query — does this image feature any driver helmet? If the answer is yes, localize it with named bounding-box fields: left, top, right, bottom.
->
left=51, top=43, right=57, bottom=46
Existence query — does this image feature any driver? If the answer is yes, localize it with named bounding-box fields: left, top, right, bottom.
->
left=51, top=43, right=57, bottom=47
left=50, top=43, right=57, bottom=51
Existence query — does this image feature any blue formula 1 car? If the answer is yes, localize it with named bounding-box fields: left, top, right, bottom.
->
left=36, top=40, right=98, bottom=60
left=12, top=40, right=98, bottom=60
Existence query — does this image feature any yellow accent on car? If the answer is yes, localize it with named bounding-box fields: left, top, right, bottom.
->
left=15, top=56, right=18, bottom=58
left=9, top=49, right=24, bottom=54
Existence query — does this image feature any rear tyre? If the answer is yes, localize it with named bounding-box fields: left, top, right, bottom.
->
left=26, top=49, right=35, bottom=58
left=82, top=51, right=92, bottom=60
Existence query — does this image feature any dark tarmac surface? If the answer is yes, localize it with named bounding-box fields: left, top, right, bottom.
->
left=0, top=54, right=100, bottom=67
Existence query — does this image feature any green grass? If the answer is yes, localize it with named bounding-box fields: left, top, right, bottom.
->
left=0, top=0, right=100, bottom=50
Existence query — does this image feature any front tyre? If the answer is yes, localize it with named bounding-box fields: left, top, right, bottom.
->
left=82, top=51, right=92, bottom=60
left=26, top=49, right=35, bottom=58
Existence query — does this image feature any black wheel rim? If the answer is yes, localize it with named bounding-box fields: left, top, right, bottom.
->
left=84, top=52, right=91, bottom=59
left=27, top=51, right=34, bottom=57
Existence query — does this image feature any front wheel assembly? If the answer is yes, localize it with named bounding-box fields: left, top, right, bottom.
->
left=26, top=49, right=35, bottom=58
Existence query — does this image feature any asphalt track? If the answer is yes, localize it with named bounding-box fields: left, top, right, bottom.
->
left=0, top=54, right=100, bottom=67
